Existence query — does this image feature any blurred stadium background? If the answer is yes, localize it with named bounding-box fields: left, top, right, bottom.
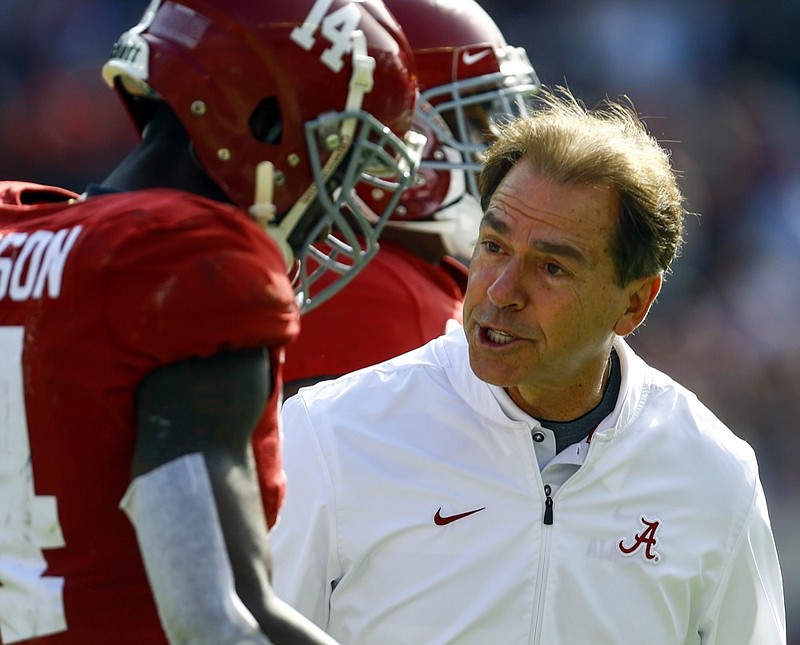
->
left=1, top=1, right=797, bottom=641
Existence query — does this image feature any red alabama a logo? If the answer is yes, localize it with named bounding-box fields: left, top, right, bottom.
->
left=618, top=516, right=661, bottom=564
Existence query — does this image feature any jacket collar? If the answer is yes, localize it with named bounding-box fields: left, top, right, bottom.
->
left=437, top=327, right=651, bottom=440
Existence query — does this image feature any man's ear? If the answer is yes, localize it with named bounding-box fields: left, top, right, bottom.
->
left=614, top=274, right=662, bottom=336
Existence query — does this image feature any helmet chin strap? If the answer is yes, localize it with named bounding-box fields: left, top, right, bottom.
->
left=249, top=160, right=295, bottom=268
left=249, top=30, right=375, bottom=270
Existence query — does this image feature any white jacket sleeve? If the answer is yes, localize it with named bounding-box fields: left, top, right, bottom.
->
left=270, top=394, right=341, bottom=630
left=698, top=479, right=786, bottom=644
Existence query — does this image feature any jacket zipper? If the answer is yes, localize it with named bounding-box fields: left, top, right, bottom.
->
left=543, top=484, right=554, bottom=525
left=531, top=435, right=602, bottom=642
left=532, top=484, right=554, bottom=644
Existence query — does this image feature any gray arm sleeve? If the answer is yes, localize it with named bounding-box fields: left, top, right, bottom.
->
left=120, top=453, right=272, bottom=645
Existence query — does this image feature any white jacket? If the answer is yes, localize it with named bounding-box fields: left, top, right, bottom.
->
left=272, top=328, right=786, bottom=644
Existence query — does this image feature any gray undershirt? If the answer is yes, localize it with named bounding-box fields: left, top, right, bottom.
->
left=540, top=348, right=621, bottom=453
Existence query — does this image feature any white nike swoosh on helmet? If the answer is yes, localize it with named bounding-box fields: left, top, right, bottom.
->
left=461, top=50, right=491, bottom=66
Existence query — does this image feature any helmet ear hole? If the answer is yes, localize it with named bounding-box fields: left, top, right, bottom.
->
left=249, top=97, right=282, bottom=145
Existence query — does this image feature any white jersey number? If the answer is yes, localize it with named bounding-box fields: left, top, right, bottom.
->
left=0, top=326, right=67, bottom=642
left=290, top=0, right=362, bottom=73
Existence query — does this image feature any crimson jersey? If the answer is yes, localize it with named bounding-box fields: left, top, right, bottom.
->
left=284, top=240, right=467, bottom=383
left=0, top=182, right=299, bottom=644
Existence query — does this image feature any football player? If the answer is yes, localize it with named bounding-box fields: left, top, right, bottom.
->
left=282, top=0, right=540, bottom=396
left=0, top=0, right=421, bottom=643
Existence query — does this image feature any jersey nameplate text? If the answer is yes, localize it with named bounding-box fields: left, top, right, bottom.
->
left=0, top=226, right=82, bottom=301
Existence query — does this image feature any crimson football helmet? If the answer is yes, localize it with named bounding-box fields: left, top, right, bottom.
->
left=375, top=0, right=540, bottom=259
left=102, top=0, right=424, bottom=311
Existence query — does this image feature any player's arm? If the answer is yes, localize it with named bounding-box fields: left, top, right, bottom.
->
left=121, top=347, right=338, bottom=645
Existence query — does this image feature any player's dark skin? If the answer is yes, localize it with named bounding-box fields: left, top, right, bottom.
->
left=105, top=104, right=338, bottom=645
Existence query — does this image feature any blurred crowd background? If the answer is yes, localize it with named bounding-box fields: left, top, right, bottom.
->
left=1, top=0, right=797, bottom=641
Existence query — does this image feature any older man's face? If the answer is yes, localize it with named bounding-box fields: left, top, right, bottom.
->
left=462, top=161, right=637, bottom=419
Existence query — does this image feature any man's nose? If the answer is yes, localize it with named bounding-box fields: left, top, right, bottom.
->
left=486, top=260, right=526, bottom=310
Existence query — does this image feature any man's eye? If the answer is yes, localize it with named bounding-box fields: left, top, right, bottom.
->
left=544, top=262, right=563, bottom=275
left=481, top=240, right=501, bottom=253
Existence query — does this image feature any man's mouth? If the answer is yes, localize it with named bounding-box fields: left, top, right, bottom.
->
left=485, top=327, right=515, bottom=345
